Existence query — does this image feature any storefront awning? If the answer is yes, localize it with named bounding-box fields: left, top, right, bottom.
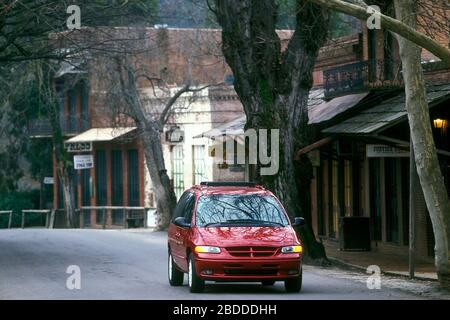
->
left=193, top=116, right=246, bottom=140
left=322, top=84, right=450, bottom=135
left=66, top=127, right=137, bottom=143
left=308, top=92, right=369, bottom=124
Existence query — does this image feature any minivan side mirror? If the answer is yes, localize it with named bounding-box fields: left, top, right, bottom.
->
left=173, top=216, right=191, bottom=228
left=292, top=217, right=306, bottom=227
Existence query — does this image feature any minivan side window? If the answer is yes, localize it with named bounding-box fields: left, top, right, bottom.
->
left=171, top=192, right=190, bottom=222
left=172, top=191, right=195, bottom=222
left=184, top=194, right=196, bottom=223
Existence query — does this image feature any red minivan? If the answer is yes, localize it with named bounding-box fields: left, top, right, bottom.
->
left=167, top=182, right=305, bottom=293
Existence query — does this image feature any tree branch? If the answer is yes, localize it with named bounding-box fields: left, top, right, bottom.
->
left=308, top=0, right=450, bottom=66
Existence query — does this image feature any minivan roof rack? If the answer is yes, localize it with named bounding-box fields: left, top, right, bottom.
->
left=200, top=181, right=258, bottom=187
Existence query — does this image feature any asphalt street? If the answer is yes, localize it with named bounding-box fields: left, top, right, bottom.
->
left=0, top=229, right=441, bottom=300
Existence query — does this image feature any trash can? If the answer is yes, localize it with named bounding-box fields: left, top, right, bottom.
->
left=339, top=217, right=371, bottom=251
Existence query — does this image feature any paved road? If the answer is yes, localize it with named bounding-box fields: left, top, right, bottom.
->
left=0, top=229, right=439, bottom=300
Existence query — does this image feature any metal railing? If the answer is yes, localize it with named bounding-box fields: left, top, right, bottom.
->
left=21, top=210, right=53, bottom=228
left=0, top=211, right=13, bottom=229
left=323, top=59, right=450, bottom=99
left=79, top=206, right=153, bottom=229
left=323, top=59, right=404, bottom=99
left=28, top=116, right=90, bottom=137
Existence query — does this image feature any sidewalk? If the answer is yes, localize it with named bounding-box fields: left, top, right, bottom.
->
left=322, top=239, right=438, bottom=281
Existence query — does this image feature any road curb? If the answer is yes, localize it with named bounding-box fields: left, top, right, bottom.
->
left=327, top=256, right=438, bottom=282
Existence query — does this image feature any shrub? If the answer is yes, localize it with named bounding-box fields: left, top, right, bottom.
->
left=0, top=190, right=44, bottom=228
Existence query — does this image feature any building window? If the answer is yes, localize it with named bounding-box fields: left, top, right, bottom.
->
left=128, top=149, right=140, bottom=207
left=331, top=159, right=339, bottom=238
left=81, top=168, right=91, bottom=227
left=111, top=150, right=124, bottom=225
left=344, top=160, right=352, bottom=216
left=193, top=145, right=206, bottom=185
left=95, top=150, right=107, bottom=224
left=369, top=158, right=382, bottom=241
left=80, top=80, right=89, bottom=129
left=68, top=88, right=77, bottom=132
left=385, top=158, right=399, bottom=243
left=171, top=145, right=184, bottom=199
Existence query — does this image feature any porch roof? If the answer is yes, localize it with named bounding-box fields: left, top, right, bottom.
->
left=193, top=88, right=328, bottom=140
left=322, top=84, right=450, bottom=135
left=66, top=127, right=137, bottom=143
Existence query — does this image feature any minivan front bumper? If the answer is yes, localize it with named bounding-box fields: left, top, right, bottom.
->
left=194, top=256, right=302, bottom=281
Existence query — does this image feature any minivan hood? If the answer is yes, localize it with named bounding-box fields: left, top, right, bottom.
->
left=195, top=226, right=296, bottom=247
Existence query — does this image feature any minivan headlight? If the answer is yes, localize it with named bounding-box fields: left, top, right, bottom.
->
left=195, top=246, right=221, bottom=254
left=281, top=245, right=302, bottom=253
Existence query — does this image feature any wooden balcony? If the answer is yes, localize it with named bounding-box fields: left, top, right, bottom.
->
left=323, top=59, right=404, bottom=99
left=28, top=116, right=90, bottom=137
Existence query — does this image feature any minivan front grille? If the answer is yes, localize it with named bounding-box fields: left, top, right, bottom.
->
left=224, top=269, right=278, bottom=276
left=225, top=246, right=278, bottom=257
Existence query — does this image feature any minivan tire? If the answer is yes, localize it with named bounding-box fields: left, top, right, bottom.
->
left=168, top=252, right=184, bottom=286
left=284, top=268, right=302, bottom=293
left=188, top=254, right=205, bottom=293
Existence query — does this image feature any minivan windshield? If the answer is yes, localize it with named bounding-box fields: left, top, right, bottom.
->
left=195, top=194, right=289, bottom=227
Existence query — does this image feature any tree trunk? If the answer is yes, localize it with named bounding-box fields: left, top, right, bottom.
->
left=120, top=67, right=177, bottom=231
left=141, top=123, right=177, bottom=231
left=214, top=0, right=329, bottom=262
left=57, top=164, right=78, bottom=228
left=395, top=0, right=450, bottom=287
left=48, top=95, right=78, bottom=228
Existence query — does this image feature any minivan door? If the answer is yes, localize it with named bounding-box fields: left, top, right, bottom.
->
left=176, top=193, right=195, bottom=270
left=169, top=192, right=195, bottom=271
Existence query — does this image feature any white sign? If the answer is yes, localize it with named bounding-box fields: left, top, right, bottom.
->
left=66, top=141, right=92, bottom=153
left=147, top=209, right=157, bottom=228
left=74, top=155, right=94, bottom=170
left=366, top=144, right=409, bottom=158
left=43, top=177, right=54, bottom=184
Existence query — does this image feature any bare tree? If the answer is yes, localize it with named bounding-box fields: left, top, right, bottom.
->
left=393, top=0, right=450, bottom=287
left=308, top=0, right=450, bottom=286
left=97, top=57, right=215, bottom=230
left=211, top=0, right=330, bottom=261
left=309, top=0, right=450, bottom=64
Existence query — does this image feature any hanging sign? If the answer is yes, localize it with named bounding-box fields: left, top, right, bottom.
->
left=65, top=141, right=92, bottom=153
left=74, top=154, right=94, bottom=169
left=366, top=144, right=409, bottom=158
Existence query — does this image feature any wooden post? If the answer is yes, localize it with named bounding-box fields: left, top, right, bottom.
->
left=143, top=208, right=147, bottom=228
left=409, top=140, right=417, bottom=279
left=45, top=210, right=50, bottom=228
left=8, top=211, right=12, bottom=229
left=49, top=210, right=56, bottom=229
left=21, top=210, right=25, bottom=229
left=102, top=208, right=106, bottom=229
left=123, top=208, right=127, bottom=229
left=79, top=209, right=83, bottom=229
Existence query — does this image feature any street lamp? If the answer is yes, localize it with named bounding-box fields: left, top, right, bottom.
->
left=433, top=118, right=448, bottom=130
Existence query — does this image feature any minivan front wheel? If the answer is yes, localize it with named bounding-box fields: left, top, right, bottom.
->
left=168, top=252, right=184, bottom=286
left=188, top=254, right=205, bottom=293
left=284, top=268, right=302, bottom=293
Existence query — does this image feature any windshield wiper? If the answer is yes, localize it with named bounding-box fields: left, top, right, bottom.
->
left=203, top=222, right=224, bottom=227
left=225, top=219, right=285, bottom=227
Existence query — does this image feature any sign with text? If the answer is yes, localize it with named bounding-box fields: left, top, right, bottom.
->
left=43, top=177, right=54, bottom=184
left=65, top=141, right=92, bottom=153
left=74, top=154, right=94, bottom=170
left=366, top=144, right=409, bottom=158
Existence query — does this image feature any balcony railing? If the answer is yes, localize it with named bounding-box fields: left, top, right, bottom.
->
left=323, top=59, right=404, bottom=99
left=28, top=116, right=90, bottom=137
